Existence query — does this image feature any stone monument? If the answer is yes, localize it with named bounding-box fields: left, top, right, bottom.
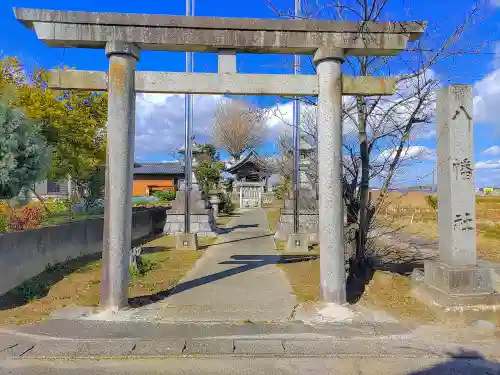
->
left=164, top=189, right=217, bottom=237
left=413, top=84, right=500, bottom=311
left=166, top=142, right=218, bottom=239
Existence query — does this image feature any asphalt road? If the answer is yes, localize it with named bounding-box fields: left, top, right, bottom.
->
left=2, top=357, right=500, bottom=375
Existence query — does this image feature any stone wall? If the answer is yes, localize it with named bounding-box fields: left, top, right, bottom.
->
left=0, top=208, right=166, bottom=296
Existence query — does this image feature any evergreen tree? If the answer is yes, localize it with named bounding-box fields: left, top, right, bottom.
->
left=0, top=99, right=48, bottom=199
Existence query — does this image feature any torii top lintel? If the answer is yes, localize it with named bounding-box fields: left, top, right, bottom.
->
left=13, top=8, right=426, bottom=56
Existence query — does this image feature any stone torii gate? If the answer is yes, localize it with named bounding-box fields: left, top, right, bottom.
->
left=14, top=8, right=425, bottom=309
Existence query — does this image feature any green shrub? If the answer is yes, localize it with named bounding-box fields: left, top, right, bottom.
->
left=45, top=197, right=71, bottom=213
left=0, top=201, right=9, bottom=232
left=151, top=190, right=176, bottom=201
left=10, top=279, right=48, bottom=301
left=425, top=195, right=438, bottom=211
left=222, top=179, right=233, bottom=194
left=0, top=213, right=9, bottom=232
left=195, top=160, right=224, bottom=194
left=84, top=166, right=106, bottom=209
left=219, top=193, right=236, bottom=214
left=129, top=255, right=157, bottom=279
left=222, top=200, right=236, bottom=214
left=273, top=182, right=291, bottom=200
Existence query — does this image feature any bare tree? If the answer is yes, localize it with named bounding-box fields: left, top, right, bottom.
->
left=268, top=0, right=490, bottom=282
left=212, top=99, right=268, bottom=161
left=270, top=106, right=318, bottom=186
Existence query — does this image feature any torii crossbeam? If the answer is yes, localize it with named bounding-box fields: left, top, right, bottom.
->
left=47, top=70, right=397, bottom=96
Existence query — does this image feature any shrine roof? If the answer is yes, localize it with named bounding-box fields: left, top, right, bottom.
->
left=226, top=150, right=261, bottom=173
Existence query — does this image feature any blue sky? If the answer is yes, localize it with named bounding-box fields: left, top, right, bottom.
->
left=1, top=0, right=500, bottom=187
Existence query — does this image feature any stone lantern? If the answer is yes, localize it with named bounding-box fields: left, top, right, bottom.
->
left=299, top=136, right=315, bottom=191
left=178, top=142, right=205, bottom=192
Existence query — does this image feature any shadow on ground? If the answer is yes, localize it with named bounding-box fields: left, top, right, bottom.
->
left=407, top=350, right=500, bottom=374
left=216, top=223, right=259, bottom=234
left=345, top=228, right=437, bottom=304
left=373, top=245, right=435, bottom=275
left=140, top=241, right=212, bottom=254
left=213, top=233, right=276, bottom=246
left=371, top=227, right=437, bottom=274
left=0, top=233, right=163, bottom=311
left=0, top=252, right=103, bottom=311
left=129, top=253, right=319, bottom=307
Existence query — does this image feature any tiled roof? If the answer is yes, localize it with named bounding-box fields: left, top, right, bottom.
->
left=225, top=150, right=258, bottom=172
left=133, top=162, right=184, bottom=175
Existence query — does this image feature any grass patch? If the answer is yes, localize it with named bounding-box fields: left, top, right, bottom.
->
left=262, top=199, right=284, bottom=208
left=0, top=235, right=215, bottom=326
left=216, top=213, right=239, bottom=228
left=276, top=251, right=437, bottom=321
left=266, top=209, right=281, bottom=233
left=275, top=248, right=321, bottom=302
left=275, top=239, right=436, bottom=322
left=40, top=212, right=103, bottom=227
left=358, top=271, right=437, bottom=323
left=270, top=213, right=320, bottom=301
left=275, top=239, right=285, bottom=250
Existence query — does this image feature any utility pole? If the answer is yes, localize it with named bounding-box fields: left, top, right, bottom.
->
left=184, top=0, right=195, bottom=233
left=292, top=0, right=301, bottom=234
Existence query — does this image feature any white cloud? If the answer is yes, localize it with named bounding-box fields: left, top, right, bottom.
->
left=493, top=43, right=500, bottom=69
left=417, top=129, right=436, bottom=139
left=411, top=123, right=436, bottom=141
left=476, top=159, right=500, bottom=169
left=491, top=0, right=500, bottom=7
left=473, top=68, right=500, bottom=125
left=378, top=145, right=436, bottom=162
left=134, top=93, right=223, bottom=160
left=345, top=69, right=438, bottom=140
left=266, top=99, right=357, bottom=137
left=482, top=145, right=500, bottom=156
left=134, top=94, right=305, bottom=161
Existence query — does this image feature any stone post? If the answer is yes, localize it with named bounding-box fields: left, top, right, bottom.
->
left=436, top=85, right=476, bottom=266
left=100, top=41, right=139, bottom=309
left=417, top=85, right=500, bottom=307
left=314, top=48, right=346, bottom=304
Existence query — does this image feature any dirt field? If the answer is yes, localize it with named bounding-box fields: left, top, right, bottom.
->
left=377, top=192, right=500, bottom=262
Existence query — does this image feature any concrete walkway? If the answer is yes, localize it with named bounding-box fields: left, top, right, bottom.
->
left=134, top=208, right=297, bottom=322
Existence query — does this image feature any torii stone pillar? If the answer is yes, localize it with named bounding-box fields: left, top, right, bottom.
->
left=100, top=41, right=140, bottom=309
left=314, top=48, right=346, bottom=303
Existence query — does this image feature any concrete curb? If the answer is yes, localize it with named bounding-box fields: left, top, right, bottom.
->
left=2, top=335, right=500, bottom=360
left=0, top=320, right=412, bottom=342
